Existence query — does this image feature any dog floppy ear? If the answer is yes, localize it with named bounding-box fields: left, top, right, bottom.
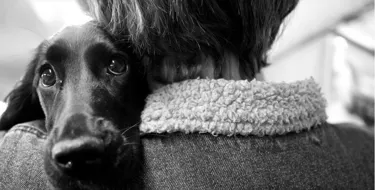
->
left=0, top=49, right=45, bottom=131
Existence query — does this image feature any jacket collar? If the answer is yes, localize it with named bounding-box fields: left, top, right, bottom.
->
left=140, top=78, right=327, bottom=136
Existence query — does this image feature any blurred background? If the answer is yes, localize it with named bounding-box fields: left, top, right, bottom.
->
left=0, top=0, right=374, bottom=128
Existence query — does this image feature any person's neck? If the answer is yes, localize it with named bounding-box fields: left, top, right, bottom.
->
left=146, top=51, right=251, bottom=91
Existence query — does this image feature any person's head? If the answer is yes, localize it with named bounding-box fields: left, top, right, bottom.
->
left=78, top=0, right=299, bottom=89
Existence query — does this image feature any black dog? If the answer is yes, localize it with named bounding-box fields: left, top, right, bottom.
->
left=0, top=22, right=149, bottom=189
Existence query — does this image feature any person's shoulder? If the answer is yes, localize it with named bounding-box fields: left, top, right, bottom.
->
left=1, top=120, right=46, bottom=140
left=324, top=122, right=374, bottom=159
left=0, top=130, right=5, bottom=139
left=327, top=122, right=373, bottom=141
left=0, top=120, right=49, bottom=190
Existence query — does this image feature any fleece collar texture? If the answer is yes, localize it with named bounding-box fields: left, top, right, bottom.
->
left=140, top=78, right=327, bottom=136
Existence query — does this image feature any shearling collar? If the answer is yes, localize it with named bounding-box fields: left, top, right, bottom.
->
left=140, top=78, right=327, bottom=136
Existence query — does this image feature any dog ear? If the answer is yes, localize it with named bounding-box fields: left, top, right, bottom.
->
left=0, top=49, right=45, bottom=131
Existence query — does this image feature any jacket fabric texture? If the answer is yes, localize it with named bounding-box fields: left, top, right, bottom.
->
left=0, top=78, right=373, bottom=190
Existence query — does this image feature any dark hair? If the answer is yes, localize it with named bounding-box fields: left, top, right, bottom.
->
left=78, top=0, right=299, bottom=83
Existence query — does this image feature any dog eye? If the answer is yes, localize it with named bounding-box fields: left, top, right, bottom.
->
left=107, top=57, right=128, bottom=75
left=40, top=65, right=57, bottom=87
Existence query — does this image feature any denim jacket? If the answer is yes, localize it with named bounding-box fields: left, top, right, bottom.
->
left=0, top=79, right=374, bottom=189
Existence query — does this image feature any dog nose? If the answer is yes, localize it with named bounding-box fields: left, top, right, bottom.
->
left=51, top=136, right=105, bottom=172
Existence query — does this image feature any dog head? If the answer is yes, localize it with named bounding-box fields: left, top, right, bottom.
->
left=0, top=21, right=148, bottom=189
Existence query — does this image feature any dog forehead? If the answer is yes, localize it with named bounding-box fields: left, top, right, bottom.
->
left=43, top=23, right=116, bottom=68
left=40, top=24, right=115, bottom=82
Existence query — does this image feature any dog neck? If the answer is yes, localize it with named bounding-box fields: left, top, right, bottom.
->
left=146, top=50, right=248, bottom=91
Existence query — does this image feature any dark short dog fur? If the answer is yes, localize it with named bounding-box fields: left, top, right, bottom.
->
left=0, top=22, right=149, bottom=189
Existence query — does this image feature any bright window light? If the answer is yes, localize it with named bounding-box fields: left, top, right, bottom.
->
left=0, top=102, right=7, bottom=117
left=29, top=0, right=92, bottom=26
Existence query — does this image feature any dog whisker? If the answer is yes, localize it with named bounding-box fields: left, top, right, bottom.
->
left=120, top=121, right=140, bottom=135
left=122, top=142, right=139, bottom=146
left=120, top=121, right=140, bottom=132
